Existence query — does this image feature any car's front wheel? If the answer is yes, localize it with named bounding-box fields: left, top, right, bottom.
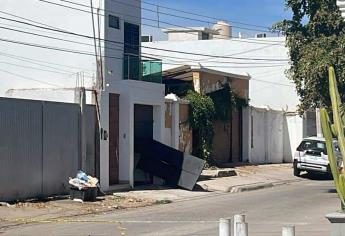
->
left=293, top=162, right=301, bottom=177
left=327, top=165, right=334, bottom=180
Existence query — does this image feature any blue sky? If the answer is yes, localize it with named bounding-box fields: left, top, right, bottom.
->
left=141, top=0, right=292, bottom=40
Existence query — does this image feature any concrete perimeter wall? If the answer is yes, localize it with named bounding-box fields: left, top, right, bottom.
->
left=243, top=107, right=309, bottom=164
left=0, top=97, right=96, bottom=201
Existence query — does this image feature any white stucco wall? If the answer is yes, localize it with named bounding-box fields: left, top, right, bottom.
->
left=247, top=107, right=302, bottom=164
left=99, top=80, right=165, bottom=190
left=143, top=38, right=298, bottom=112
left=283, top=114, right=304, bottom=163
left=266, top=110, right=284, bottom=164
left=250, top=108, right=267, bottom=163
left=168, top=32, right=201, bottom=41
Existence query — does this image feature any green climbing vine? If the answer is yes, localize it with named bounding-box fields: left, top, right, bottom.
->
left=209, top=83, right=248, bottom=122
left=185, top=90, right=215, bottom=162
left=184, top=84, right=248, bottom=162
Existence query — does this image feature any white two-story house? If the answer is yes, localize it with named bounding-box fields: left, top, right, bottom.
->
left=0, top=0, right=165, bottom=191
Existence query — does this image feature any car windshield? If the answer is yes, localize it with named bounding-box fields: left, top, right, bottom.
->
left=297, top=140, right=327, bottom=154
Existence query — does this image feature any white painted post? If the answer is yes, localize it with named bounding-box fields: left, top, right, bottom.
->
left=316, top=108, right=323, bottom=138
left=234, top=214, right=246, bottom=236
left=219, top=218, right=231, bottom=236
left=282, top=226, right=295, bottom=236
left=171, top=101, right=180, bottom=150
left=236, top=222, right=248, bottom=236
left=77, top=87, right=87, bottom=171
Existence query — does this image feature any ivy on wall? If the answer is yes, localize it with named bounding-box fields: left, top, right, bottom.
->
left=184, top=83, right=248, bottom=163
left=209, top=83, right=248, bottom=122
left=185, top=90, right=215, bottom=162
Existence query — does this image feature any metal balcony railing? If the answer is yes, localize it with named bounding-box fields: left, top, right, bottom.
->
left=123, top=54, right=162, bottom=84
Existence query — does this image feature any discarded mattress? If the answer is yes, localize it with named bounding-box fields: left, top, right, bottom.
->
left=135, top=139, right=205, bottom=190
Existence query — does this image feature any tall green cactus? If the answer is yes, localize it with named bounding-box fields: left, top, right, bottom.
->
left=321, top=67, right=345, bottom=206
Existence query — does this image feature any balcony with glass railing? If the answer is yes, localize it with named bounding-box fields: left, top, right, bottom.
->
left=123, top=54, right=162, bottom=84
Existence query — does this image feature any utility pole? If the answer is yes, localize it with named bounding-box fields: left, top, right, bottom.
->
left=75, top=74, right=87, bottom=171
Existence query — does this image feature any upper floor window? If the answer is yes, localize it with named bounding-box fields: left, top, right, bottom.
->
left=201, top=32, right=210, bottom=40
left=124, top=22, right=140, bottom=55
left=109, top=15, right=120, bottom=29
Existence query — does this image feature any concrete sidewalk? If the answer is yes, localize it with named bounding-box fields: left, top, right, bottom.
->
left=199, top=163, right=301, bottom=193
left=114, top=164, right=303, bottom=202
left=0, top=164, right=303, bottom=231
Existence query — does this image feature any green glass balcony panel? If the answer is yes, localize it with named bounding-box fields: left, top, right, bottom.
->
left=123, top=54, right=162, bottom=84
left=142, top=60, right=162, bottom=84
left=124, top=55, right=140, bottom=81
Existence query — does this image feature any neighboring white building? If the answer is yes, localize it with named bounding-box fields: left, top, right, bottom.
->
left=143, top=35, right=297, bottom=111
left=0, top=0, right=166, bottom=190
left=142, top=28, right=317, bottom=164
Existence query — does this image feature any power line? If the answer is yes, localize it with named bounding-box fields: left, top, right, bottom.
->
left=0, top=25, right=122, bottom=52
left=0, top=51, right=95, bottom=73
left=0, top=35, right=288, bottom=70
left=0, top=69, right=63, bottom=87
left=252, top=78, right=294, bottom=87
left=0, top=26, right=288, bottom=69
left=141, top=51, right=288, bottom=65
left=62, top=0, right=274, bottom=34
left=140, top=0, right=273, bottom=30
left=0, top=15, right=288, bottom=61
left=195, top=44, right=281, bottom=62
left=0, top=9, right=63, bottom=31
left=39, top=0, right=284, bottom=45
left=0, top=14, right=282, bottom=63
left=0, top=25, right=286, bottom=67
left=0, top=23, right=289, bottom=70
left=162, top=66, right=293, bottom=87
left=0, top=37, right=122, bottom=60
left=161, top=61, right=288, bottom=69
left=0, top=61, right=77, bottom=76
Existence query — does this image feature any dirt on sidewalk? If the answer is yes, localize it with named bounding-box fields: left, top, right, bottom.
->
left=0, top=194, right=164, bottom=230
left=0, top=164, right=297, bottom=230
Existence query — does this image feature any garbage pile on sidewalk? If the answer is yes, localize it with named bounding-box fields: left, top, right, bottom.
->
left=69, top=171, right=99, bottom=202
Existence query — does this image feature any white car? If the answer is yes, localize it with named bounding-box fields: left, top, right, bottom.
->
left=293, top=137, right=342, bottom=177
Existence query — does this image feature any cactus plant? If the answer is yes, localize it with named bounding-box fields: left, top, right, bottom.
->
left=321, top=67, right=345, bottom=208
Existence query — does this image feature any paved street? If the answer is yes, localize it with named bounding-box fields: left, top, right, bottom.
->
left=0, top=176, right=339, bottom=236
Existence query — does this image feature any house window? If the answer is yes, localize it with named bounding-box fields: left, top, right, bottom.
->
left=124, top=22, right=140, bottom=80
left=109, top=15, right=120, bottom=29
left=201, top=32, right=210, bottom=40
left=124, top=22, right=140, bottom=55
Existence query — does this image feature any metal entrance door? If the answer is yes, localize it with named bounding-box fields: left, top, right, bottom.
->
left=109, top=94, right=119, bottom=185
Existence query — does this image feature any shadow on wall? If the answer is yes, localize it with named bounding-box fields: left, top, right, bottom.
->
left=283, top=115, right=293, bottom=163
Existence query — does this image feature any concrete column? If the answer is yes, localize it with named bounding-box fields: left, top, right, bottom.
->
left=242, top=107, right=251, bottom=162
left=77, top=87, right=87, bottom=171
left=236, top=222, right=248, bottom=236
left=282, top=226, right=295, bottom=236
left=264, top=109, right=269, bottom=163
left=233, top=214, right=246, bottom=236
left=153, top=104, right=165, bottom=143
left=219, top=218, right=231, bottom=236
left=316, top=108, right=323, bottom=138
left=171, top=101, right=180, bottom=150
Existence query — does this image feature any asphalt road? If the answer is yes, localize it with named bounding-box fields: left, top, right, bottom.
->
left=0, top=177, right=340, bottom=236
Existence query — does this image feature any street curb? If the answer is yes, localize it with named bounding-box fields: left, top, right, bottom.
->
left=228, top=183, right=274, bottom=193
left=201, top=178, right=304, bottom=193
left=199, top=169, right=237, bottom=180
